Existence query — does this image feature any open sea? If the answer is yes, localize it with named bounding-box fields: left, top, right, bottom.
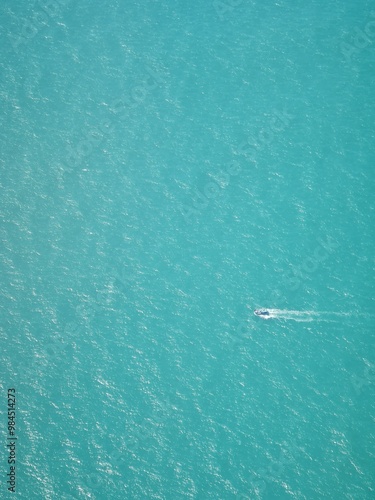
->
left=1, top=0, right=374, bottom=498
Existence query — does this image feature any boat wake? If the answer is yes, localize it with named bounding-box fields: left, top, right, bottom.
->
left=254, top=309, right=353, bottom=322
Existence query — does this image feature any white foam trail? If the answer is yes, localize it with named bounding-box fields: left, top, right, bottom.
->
left=257, top=309, right=354, bottom=322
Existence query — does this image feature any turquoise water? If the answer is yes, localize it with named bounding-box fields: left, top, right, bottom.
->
left=1, top=0, right=374, bottom=498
